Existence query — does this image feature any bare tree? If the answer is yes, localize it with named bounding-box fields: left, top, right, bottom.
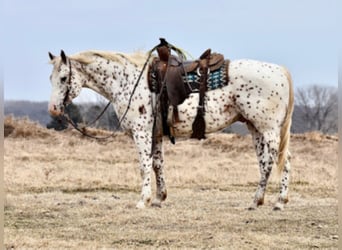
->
left=293, top=85, right=337, bottom=133
left=81, top=94, right=119, bottom=130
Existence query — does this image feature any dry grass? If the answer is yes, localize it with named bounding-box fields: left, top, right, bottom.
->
left=4, top=117, right=338, bottom=249
left=4, top=116, right=53, bottom=138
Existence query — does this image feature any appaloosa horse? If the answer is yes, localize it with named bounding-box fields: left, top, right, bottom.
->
left=48, top=48, right=294, bottom=210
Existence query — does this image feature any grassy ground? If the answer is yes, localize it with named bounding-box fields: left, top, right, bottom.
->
left=4, top=117, right=338, bottom=249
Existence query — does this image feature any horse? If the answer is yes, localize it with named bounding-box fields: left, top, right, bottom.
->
left=48, top=48, right=294, bottom=210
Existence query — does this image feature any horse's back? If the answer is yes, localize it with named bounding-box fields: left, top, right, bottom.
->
left=229, top=59, right=290, bottom=90
left=170, top=59, right=292, bottom=137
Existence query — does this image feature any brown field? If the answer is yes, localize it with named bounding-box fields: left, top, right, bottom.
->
left=4, top=116, right=338, bottom=249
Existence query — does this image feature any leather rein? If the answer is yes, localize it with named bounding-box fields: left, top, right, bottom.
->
left=61, top=49, right=153, bottom=140
left=61, top=39, right=184, bottom=140
left=60, top=58, right=116, bottom=140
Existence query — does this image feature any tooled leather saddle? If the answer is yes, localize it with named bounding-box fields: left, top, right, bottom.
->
left=148, top=39, right=230, bottom=143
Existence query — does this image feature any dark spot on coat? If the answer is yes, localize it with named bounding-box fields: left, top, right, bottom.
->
left=139, top=105, right=146, bottom=115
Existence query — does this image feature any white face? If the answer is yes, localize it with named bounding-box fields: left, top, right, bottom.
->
left=48, top=51, right=81, bottom=116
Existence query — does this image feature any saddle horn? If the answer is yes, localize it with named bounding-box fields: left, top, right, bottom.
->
left=161, top=38, right=187, bottom=61
left=158, top=38, right=169, bottom=47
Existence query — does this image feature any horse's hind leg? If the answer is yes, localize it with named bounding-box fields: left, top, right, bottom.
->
left=274, top=151, right=291, bottom=210
left=248, top=126, right=280, bottom=210
left=151, top=136, right=167, bottom=207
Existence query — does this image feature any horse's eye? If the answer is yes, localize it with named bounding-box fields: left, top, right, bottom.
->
left=60, top=76, right=67, bottom=83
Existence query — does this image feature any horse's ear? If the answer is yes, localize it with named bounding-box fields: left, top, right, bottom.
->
left=48, top=52, right=55, bottom=61
left=60, top=50, right=67, bottom=64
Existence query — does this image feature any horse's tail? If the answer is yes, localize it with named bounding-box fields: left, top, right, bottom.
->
left=277, top=67, right=294, bottom=173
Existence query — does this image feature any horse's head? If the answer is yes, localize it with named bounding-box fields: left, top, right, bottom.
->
left=48, top=50, right=82, bottom=116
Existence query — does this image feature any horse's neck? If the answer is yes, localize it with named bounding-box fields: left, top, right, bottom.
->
left=81, top=57, right=138, bottom=102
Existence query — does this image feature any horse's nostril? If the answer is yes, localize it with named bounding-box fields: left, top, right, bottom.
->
left=53, top=105, right=57, bottom=110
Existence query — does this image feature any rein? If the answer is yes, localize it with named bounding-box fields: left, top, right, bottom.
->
left=115, top=38, right=186, bottom=128
left=62, top=59, right=115, bottom=140
left=61, top=48, right=154, bottom=139
left=62, top=61, right=73, bottom=107
left=62, top=38, right=186, bottom=140
left=63, top=112, right=115, bottom=140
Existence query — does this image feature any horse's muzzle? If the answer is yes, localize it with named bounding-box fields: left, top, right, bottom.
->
left=48, top=104, right=64, bottom=117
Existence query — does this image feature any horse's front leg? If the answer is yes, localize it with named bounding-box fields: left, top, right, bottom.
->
left=133, top=131, right=153, bottom=209
left=151, top=136, right=167, bottom=207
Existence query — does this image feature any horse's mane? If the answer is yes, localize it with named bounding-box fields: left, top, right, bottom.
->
left=69, top=50, right=149, bottom=67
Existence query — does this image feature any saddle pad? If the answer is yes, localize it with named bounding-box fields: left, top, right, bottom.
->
left=183, top=60, right=229, bottom=92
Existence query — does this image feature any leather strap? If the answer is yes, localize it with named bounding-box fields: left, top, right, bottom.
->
left=190, top=52, right=210, bottom=139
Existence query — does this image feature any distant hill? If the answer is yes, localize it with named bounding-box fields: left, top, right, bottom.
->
left=4, top=100, right=337, bottom=135
left=4, top=100, right=250, bottom=134
left=5, top=101, right=51, bottom=125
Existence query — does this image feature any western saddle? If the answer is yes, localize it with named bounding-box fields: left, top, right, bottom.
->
left=148, top=38, right=229, bottom=143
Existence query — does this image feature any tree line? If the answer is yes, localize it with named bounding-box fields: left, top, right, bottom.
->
left=46, top=102, right=120, bottom=131
left=292, top=85, right=337, bottom=134
left=23, top=85, right=338, bottom=134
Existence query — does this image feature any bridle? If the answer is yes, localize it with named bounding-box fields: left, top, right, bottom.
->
left=62, top=60, right=73, bottom=107
left=61, top=58, right=114, bottom=140
left=60, top=48, right=153, bottom=140
left=60, top=38, right=185, bottom=141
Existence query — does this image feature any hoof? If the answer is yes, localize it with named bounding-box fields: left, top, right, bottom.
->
left=136, top=201, right=146, bottom=209
left=160, top=191, right=167, bottom=202
left=151, top=199, right=162, bottom=208
left=273, top=202, right=284, bottom=211
left=247, top=204, right=257, bottom=211
left=248, top=198, right=263, bottom=210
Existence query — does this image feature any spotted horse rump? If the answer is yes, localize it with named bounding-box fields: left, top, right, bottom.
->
left=48, top=39, right=294, bottom=211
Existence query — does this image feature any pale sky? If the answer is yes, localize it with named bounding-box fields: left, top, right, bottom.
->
left=3, top=0, right=339, bottom=102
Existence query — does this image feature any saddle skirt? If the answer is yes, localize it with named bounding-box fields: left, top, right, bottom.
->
left=183, top=60, right=230, bottom=93
left=148, top=56, right=230, bottom=100
left=147, top=47, right=230, bottom=142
